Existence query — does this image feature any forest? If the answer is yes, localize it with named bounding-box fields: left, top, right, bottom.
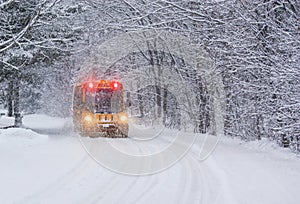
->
left=0, top=0, right=299, bottom=151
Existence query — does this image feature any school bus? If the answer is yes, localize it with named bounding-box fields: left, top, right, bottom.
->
left=73, top=80, right=128, bottom=137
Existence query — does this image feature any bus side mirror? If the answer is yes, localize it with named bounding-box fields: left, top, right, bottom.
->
left=126, top=92, right=131, bottom=107
left=126, top=99, right=131, bottom=107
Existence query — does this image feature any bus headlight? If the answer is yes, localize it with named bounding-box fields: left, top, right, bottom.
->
left=84, top=115, right=93, bottom=123
left=120, top=115, right=128, bottom=122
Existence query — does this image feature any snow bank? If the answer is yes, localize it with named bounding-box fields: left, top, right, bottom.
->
left=0, top=110, right=72, bottom=134
left=220, top=136, right=298, bottom=159
left=0, top=128, right=48, bottom=149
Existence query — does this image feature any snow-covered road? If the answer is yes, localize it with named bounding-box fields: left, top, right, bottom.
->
left=0, top=116, right=300, bottom=204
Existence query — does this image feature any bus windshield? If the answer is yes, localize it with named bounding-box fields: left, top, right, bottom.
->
left=92, top=89, right=123, bottom=113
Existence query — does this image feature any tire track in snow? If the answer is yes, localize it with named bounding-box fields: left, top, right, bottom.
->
left=89, top=134, right=169, bottom=204
left=80, top=173, right=123, bottom=204
left=20, top=155, right=91, bottom=204
left=19, top=135, right=98, bottom=204
left=79, top=138, right=148, bottom=204
left=189, top=143, right=238, bottom=204
left=115, top=139, right=162, bottom=204
left=179, top=155, right=202, bottom=203
left=124, top=132, right=203, bottom=204
left=128, top=130, right=189, bottom=204
left=21, top=131, right=225, bottom=204
left=123, top=130, right=204, bottom=204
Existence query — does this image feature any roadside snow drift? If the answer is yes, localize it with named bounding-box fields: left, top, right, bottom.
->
left=0, top=128, right=48, bottom=149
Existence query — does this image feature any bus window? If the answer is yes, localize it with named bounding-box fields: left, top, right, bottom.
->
left=73, top=85, right=82, bottom=107
left=111, top=90, right=123, bottom=113
left=95, top=89, right=123, bottom=114
left=95, top=89, right=112, bottom=113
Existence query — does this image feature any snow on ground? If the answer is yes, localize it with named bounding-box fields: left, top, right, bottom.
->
left=23, top=114, right=73, bottom=134
left=0, top=110, right=72, bottom=132
left=0, top=109, right=14, bottom=127
left=0, top=128, right=48, bottom=149
left=0, top=114, right=299, bottom=204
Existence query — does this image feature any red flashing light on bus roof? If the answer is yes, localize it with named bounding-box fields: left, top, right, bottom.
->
left=111, top=81, right=121, bottom=90
left=85, top=81, right=96, bottom=92
left=88, top=82, right=94, bottom=89
left=113, top=82, right=118, bottom=88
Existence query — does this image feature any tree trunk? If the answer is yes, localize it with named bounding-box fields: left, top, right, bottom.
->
left=162, top=85, right=168, bottom=126
left=14, top=76, right=22, bottom=127
left=7, top=80, right=13, bottom=117
left=156, top=65, right=162, bottom=119
left=137, top=89, right=144, bottom=118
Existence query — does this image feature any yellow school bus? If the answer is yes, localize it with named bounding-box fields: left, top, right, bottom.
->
left=73, top=80, right=129, bottom=137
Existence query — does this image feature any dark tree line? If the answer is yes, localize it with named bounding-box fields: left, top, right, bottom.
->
left=0, top=0, right=83, bottom=124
